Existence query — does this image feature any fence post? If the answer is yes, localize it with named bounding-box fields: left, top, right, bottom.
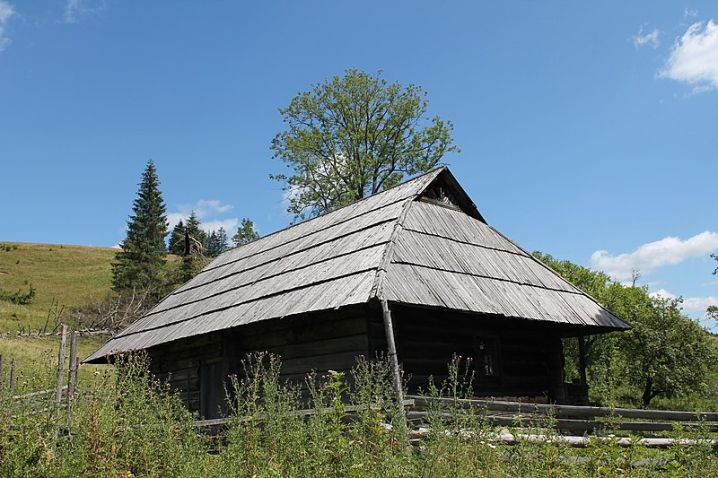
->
left=55, top=325, right=67, bottom=406
left=10, top=358, right=16, bottom=396
left=67, top=329, right=78, bottom=423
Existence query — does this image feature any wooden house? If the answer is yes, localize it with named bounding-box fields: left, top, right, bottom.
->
left=86, top=167, right=630, bottom=418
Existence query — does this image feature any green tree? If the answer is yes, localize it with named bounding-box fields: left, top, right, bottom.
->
left=619, top=295, right=715, bottom=407
left=232, top=218, right=260, bottom=246
left=205, top=230, right=221, bottom=258
left=185, top=211, right=207, bottom=250
left=112, top=160, right=169, bottom=298
left=168, top=219, right=185, bottom=255
left=175, top=211, right=208, bottom=282
left=216, top=227, right=229, bottom=254
left=270, top=68, right=459, bottom=220
left=534, top=251, right=716, bottom=408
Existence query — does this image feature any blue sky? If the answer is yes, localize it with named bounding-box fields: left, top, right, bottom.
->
left=1, top=1, right=716, bottom=324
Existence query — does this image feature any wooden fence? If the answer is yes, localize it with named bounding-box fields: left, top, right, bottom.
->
left=405, top=395, right=718, bottom=447
left=0, top=324, right=80, bottom=418
left=3, top=329, right=718, bottom=449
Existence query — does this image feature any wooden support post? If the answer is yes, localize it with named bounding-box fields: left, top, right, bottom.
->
left=578, top=335, right=587, bottom=386
left=67, top=330, right=78, bottom=417
left=10, top=358, right=16, bottom=396
left=55, top=325, right=67, bottom=406
left=380, top=299, right=405, bottom=409
left=547, top=336, right=566, bottom=404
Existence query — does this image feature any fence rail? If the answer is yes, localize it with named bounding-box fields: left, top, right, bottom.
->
left=4, top=329, right=718, bottom=449
left=405, top=395, right=718, bottom=446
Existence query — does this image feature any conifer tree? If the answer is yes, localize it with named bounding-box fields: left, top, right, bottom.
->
left=205, top=230, right=221, bottom=258
left=216, top=227, right=229, bottom=254
left=232, top=218, right=260, bottom=246
left=185, top=211, right=206, bottom=249
left=168, top=219, right=185, bottom=255
left=112, top=160, right=169, bottom=298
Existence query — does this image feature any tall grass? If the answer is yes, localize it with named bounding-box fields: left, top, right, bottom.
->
left=2, top=353, right=718, bottom=477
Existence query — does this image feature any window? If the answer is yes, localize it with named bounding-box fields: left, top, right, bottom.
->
left=475, top=336, right=501, bottom=379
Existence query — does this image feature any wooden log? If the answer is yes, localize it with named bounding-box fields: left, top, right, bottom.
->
left=239, top=316, right=367, bottom=351
left=407, top=426, right=718, bottom=448
left=248, top=335, right=368, bottom=360
left=408, top=395, right=718, bottom=422
left=280, top=350, right=366, bottom=375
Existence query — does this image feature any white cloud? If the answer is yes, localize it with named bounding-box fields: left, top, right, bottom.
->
left=202, top=218, right=239, bottom=234
left=167, top=199, right=238, bottom=233
left=0, top=0, right=15, bottom=53
left=650, top=288, right=718, bottom=318
left=64, top=0, right=107, bottom=24
left=634, top=28, right=660, bottom=49
left=659, top=19, right=718, bottom=92
left=684, top=296, right=718, bottom=314
left=590, top=231, right=718, bottom=282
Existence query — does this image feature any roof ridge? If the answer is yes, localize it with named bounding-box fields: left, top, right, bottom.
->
left=370, top=198, right=416, bottom=301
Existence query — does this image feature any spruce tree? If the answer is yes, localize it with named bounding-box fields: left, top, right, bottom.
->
left=232, top=218, right=260, bottom=246
left=205, top=230, right=221, bottom=258
left=112, top=160, right=169, bottom=298
left=216, top=227, right=229, bottom=254
left=185, top=211, right=206, bottom=249
left=168, top=219, right=186, bottom=255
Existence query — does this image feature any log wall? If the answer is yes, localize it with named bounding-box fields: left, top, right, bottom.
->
left=148, top=305, right=373, bottom=418
left=387, top=305, right=566, bottom=402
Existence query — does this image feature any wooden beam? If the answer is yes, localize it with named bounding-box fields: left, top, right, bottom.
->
left=381, top=299, right=405, bottom=410
left=578, top=335, right=587, bottom=386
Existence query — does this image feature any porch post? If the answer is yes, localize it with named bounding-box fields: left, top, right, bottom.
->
left=578, top=335, right=587, bottom=386
left=380, top=299, right=405, bottom=407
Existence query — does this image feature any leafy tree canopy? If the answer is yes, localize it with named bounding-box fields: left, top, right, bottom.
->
left=534, top=251, right=716, bottom=408
left=270, top=68, right=459, bottom=220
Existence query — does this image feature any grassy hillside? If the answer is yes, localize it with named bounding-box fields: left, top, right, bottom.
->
left=0, top=242, right=116, bottom=332
left=0, top=242, right=117, bottom=387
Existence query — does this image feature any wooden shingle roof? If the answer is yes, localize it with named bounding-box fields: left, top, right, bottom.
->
left=86, top=167, right=629, bottom=363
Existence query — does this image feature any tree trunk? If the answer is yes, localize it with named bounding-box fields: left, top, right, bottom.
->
left=642, top=377, right=655, bottom=408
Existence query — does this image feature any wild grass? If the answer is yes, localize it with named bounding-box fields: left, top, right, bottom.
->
left=0, top=242, right=116, bottom=332
left=0, top=335, right=109, bottom=394
left=2, top=353, right=718, bottom=477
